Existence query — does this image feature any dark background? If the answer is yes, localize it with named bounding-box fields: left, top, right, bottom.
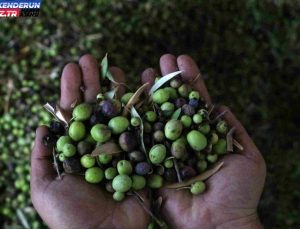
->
left=0, top=1, right=299, bottom=228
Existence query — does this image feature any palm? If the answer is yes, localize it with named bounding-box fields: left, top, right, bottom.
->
left=33, top=175, right=148, bottom=229
left=31, top=55, right=149, bottom=229
left=159, top=153, right=265, bottom=228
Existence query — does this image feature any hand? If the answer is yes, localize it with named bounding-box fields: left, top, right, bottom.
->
left=141, top=54, right=266, bottom=229
left=31, top=55, right=149, bottom=229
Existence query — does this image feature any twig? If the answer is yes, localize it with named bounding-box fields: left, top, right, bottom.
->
left=211, top=110, right=228, bottom=123
left=52, top=147, right=62, bottom=180
left=226, top=127, right=236, bottom=152
left=173, top=158, right=182, bottom=183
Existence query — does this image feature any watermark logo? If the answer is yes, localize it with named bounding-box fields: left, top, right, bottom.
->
left=0, top=0, right=41, bottom=17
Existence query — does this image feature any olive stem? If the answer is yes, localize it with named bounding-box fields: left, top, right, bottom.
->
left=52, top=147, right=62, bottom=180
left=133, top=194, right=164, bottom=228
left=210, top=110, right=228, bottom=123
left=173, top=158, right=182, bottom=183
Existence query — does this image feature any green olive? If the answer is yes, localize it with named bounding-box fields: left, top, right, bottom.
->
left=147, top=174, right=163, bottom=189
left=85, top=167, right=104, bottom=184
left=80, top=154, right=96, bottom=168
left=112, top=174, right=132, bottom=192
left=90, top=124, right=111, bottom=143
left=213, top=139, right=227, bottom=154
left=121, top=92, right=134, bottom=104
left=56, top=136, right=72, bottom=152
left=189, top=91, right=200, bottom=100
left=69, top=121, right=86, bottom=141
left=130, top=117, right=141, bottom=127
left=192, top=113, right=203, bottom=124
left=98, top=154, right=113, bottom=164
left=152, top=89, right=170, bottom=104
left=161, top=102, right=175, bottom=117
left=72, top=103, right=93, bottom=121
left=108, top=116, right=129, bottom=134
left=113, top=191, right=125, bottom=201
left=164, top=119, right=183, bottom=140
left=180, top=115, right=192, bottom=128
left=105, top=167, right=118, bottom=180
left=63, top=143, right=76, bottom=157
left=198, top=123, right=210, bottom=134
left=117, top=160, right=133, bottom=175
left=190, top=181, right=206, bottom=195
left=178, top=84, right=191, bottom=98
left=216, top=120, right=228, bottom=134
left=149, top=144, right=167, bottom=164
left=187, top=130, right=207, bottom=151
left=131, top=175, right=146, bottom=190
left=145, top=111, right=157, bottom=122
left=164, top=87, right=178, bottom=99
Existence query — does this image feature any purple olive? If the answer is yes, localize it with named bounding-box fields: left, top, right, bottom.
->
left=119, top=132, right=137, bottom=152
left=180, top=166, right=197, bottom=180
left=135, top=162, right=151, bottom=175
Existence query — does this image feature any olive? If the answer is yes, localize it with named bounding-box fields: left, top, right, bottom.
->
left=135, top=162, right=151, bottom=175
left=119, top=132, right=137, bottom=152
left=129, top=150, right=145, bottom=162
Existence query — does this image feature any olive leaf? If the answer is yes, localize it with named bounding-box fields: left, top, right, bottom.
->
left=131, top=106, right=149, bottom=162
left=43, top=103, right=69, bottom=127
left=165, top=161, right=224, bottom=189
left=101, top=53, right=108, bottom=80
left=226, top=127, right=236, bottom=152
left=16, top=209, right=30, bottom=229
left=123, top=83, right=149, bottom=116
left=171, top=108, right=181, bottom=120
left=91, top=142, right=122, bottom=156
left=104, top=87, right=117, bottom=100
left=106, top=70, right=118, bottom=84
left=149, top=70, right=182, bottom=95
left=233, top=139, right=244, bottom=151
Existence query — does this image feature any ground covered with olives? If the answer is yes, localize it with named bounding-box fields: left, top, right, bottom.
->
left=43, top=68, right=234, bottom=203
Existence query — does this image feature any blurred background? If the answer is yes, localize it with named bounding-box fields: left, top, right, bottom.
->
left=0, top=0, right=299, bottom=228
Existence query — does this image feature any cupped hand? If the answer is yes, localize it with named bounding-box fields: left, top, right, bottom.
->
left=31, top=55, right=149, bottom=229
left=141, top=54, right=266, bottom=229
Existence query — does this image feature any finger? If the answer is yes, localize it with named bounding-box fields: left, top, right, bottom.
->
left=31, top=126, right=56, bottom=187
left=109, top=66, right=126, bottom=98
left=141, top=68, right=156, bottom=92
left=177, top=55, right=211, bottom=104
left=60, top=63, right=83, bottom=113
left=217, top=105, right=263, bottom=161
left=159, top=54, right=178, bottom=76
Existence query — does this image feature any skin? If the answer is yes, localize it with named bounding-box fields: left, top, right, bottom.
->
left=141, top=54, right=266, bottom=229
left=31, top=54, right=149, bottom=229
left=31, top=54, right=266, bottom=229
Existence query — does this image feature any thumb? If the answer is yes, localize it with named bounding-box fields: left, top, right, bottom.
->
left=31, top=126, right=56, bottom=189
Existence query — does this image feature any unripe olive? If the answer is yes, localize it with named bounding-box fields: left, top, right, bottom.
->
left=63, top=143, right=76, bottom=157
left=190, top=181, right=206, bottom=195
left=85, top=167, right=104, bottom=184
left=112, top=174, right=132, bottom=192
left=153, top=130, right=165, bottom=142
left=187, top=130, right=207, bottom=151
left=129, top=150, right=145, bottom=162
left=105, top=167, right=118, bottom=180
left=164, top=119, right=183, bottom=141
left=117, top=160, right=133, bottom=175
left=161, top=102, right=175, bottom=117
left=121, top=92, right=134, bottom=104
left=147, top=174, right=163, bottom=189
left=131, top=175, right=146, bottom=190
left=210, top=132, right=219, bottom=145
left=72, top=103, right=93, bottom=121
left=69, top=121, right=86, bottom=141
left=90, top=124, right=111, bottom=143
left=198, top=123, right=210, bottom=134
left=119, top=132, right=137, bottom=152
left=213, top=139, right=227, bottom=154
left=216, top=120, right=228, bottom=134
left=207, top=154, right=218, bottom=163
left=77, top=141, right=92, bottom=155
left=164, top=87, right=178, bottom=99
left=130, top=117, right=140, bottom=127
left=180, top=115, right=192, bottom=128
left=178, top=84, right=191, bottom=98
left=170, top=78, right=182, bottom=88
left=144, top=122, right=152, bottom=133
left=108, top=116, right=129, bottom=134
left=171, top=139, right=186, bottom=159
left=80, top=155, right=96, bottom=168
left=145, top=111, right=157, bottom=122
left=56, top=136, right=72, bottom=152
left=164, top=159, right=174, bottom=168
left=196, top=160, right=207, bottom=172
left=58, top=153, right=65, bottom=162
left=189, top=91, right=200, bottom=100
left=192, top=113, right=203, bottom=124
left=149, top=144, right=167, bottom=164
left=152, top=89, right=169, bottom=104
left=98, top=154, right=113, bottom=164
left=113, top=191, right=125, bottom=201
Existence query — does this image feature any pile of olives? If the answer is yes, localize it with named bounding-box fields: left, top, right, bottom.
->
left=44, top=74, right=230, bottom=201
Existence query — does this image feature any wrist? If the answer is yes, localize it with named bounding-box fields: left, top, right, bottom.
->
left=217, top=213, right=263, bottom=229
